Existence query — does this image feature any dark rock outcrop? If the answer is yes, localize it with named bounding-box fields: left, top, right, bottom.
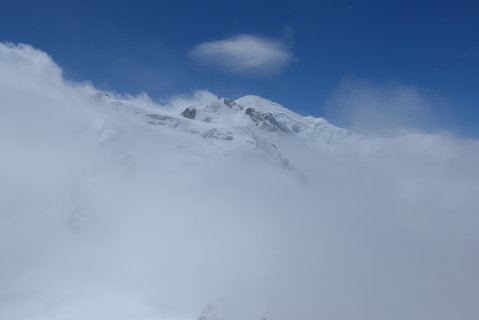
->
left=180, top=107, right=196, bottom=119
left=223, top=98, right=243, bottom=110
left=245, top=107, right=289, bottom=133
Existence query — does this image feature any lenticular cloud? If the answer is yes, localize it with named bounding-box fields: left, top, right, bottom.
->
left=1, top=42, right=479, bottom=320
left=190, top=34, right=293, bottom=75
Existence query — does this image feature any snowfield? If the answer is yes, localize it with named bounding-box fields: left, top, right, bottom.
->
left=1, top=43, right=479, bottom=320
left=91, top=89, right=358, bottom=171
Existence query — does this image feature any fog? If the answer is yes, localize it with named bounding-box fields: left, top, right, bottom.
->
left=325, top=77, right=449, bottom=136
left=1, top=43, right=479, bottom=320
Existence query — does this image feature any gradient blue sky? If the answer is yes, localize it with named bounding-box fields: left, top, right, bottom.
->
left=1, top=0, right=478, bottom=136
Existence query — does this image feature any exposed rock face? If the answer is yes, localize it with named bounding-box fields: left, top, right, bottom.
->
left=223, top=98, right=243, bottom=110
left=180, top=107, right=196, bottom=119
left=245, top=107, right=289, bottom=133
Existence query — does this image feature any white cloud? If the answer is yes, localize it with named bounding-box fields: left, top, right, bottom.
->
left=1, top=43, right=479, bottom=320
left=190, top=34, right=293, bottom=75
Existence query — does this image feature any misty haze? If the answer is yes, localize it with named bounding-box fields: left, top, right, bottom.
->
left=1, top=2, right=479, bottom=320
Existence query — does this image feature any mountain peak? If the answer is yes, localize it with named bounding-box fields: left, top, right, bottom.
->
left=235, top=95, right=300, bottom=117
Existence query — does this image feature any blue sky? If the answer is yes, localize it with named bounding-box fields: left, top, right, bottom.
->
left=1, top=0, right=478, bottom=136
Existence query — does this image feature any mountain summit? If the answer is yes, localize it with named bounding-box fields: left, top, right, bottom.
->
left=96, top=92, right=356, bottom=169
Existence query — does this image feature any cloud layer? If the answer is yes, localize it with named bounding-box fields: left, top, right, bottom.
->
left=325, top=78, right=448, bottom=135
left=1, top=43, right=479, bottom=320
left=190, top=34, right=293, bottom=75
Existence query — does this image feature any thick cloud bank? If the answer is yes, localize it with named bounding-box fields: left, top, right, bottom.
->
left=1, top=43, right=479, bottom=320
left=190, top=35, right=293, bottom=75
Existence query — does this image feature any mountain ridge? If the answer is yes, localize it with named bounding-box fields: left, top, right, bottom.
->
left=96, top=92, right=357, bottom=170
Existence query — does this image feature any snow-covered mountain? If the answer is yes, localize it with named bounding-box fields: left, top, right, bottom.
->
left=94, top=92, right=356, bottom=170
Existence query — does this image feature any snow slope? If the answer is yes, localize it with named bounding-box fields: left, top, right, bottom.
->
left=91, top=91, right=357, bottom=171
left=236, top=95, right=356, bottom=144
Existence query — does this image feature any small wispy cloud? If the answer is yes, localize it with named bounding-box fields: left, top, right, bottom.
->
left=325, top=77, right=449, bottom=135
left=190, top=34, right=293, bottom=75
